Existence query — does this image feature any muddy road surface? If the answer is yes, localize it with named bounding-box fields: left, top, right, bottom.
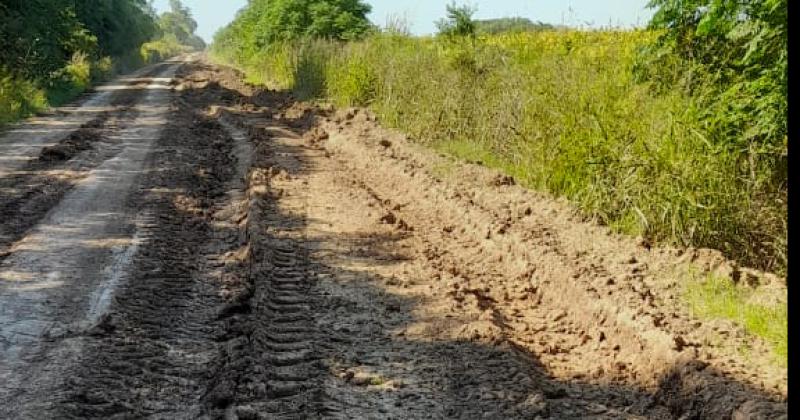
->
left=0, top=57, right=787, bottom=419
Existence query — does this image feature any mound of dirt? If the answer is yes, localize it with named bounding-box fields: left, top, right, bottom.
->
left=39, top=130, right=98, bottom=161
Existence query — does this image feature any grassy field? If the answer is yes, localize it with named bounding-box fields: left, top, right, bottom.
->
left=212, top=30, right=786, bottom=276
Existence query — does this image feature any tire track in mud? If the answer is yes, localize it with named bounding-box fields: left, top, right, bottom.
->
left=41, top=66, right=245, bottom=418
left=208, top=239, right=323, bottom=418
left=0, top=61, right=186, bottom=418
left=0, top=64, right=172, bottom=261
left=166, top=62, right=784, bottom=419
left=230, top=102, right=568, bottom=419
left=2, top=59, right=784, bottom=419
left=45, top=62, right=326, bottom=419
left=204, top=119, right=325, bottom=419
left=315, top=108, right=787, bottom=418
left=282, top=122, right=630, bottom=419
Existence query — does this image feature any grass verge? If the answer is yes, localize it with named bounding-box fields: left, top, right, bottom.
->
left=685, top=273, right=787, bottom=365
left=210, top=31, right=786, bottom=275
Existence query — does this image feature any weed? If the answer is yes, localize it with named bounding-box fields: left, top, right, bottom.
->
left=685, top=273, right=787, bottom=365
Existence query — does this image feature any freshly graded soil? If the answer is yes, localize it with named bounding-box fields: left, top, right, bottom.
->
left=0, top=57, right=786, bottom=419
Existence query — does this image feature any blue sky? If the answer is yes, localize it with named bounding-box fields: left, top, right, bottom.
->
left=152, top=1, right=654, bottom=42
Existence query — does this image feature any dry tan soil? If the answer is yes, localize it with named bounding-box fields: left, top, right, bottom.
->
left=0, top=57, right=787, bottom=419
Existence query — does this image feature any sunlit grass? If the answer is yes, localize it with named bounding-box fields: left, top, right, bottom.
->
left=0, top=70, right=48, bottom=126
left=211, top=30, right=787, bottom=274
left=685, top=274, right=787, bottom=365
left=1, top=45, right=179, bottom=128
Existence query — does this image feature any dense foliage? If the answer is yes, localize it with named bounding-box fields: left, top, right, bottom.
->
left=0, top=0, right=158, bottom=79
left=141, top=0, right=205, bottom=63
left=638, top=0, right=787, bottom=187
left=212, top=0, right=373, bottom=64
left=74, top=0, right=160, bottom=59
left=638, top=0, right=787, bottom=271
left=1, top=0, right=203, bottom=125
left=158, top=0, right=206, bottom=51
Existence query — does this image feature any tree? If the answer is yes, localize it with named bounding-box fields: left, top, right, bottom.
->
left=435, top=2, right=477, bottom=39
left=217, top=0, right=373, bottom=49
left=74, top=0, right=159, bottom=58
left=0, top=0, right=95, bottom=78
left=640, top=0, right=786, bottom=150
left=0, top=0, right=165, bottom=79
left=475, top=17, right=556, bottom=34
left=158, top=0, right=205, bottom=49
left=0, top=0, right=207, bottom=82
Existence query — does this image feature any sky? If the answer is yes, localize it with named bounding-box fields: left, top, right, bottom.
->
left=152, top=0, right=655, bottom=43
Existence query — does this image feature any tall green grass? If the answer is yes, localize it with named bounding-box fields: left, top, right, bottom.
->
left=211, top=30, right=786, bottom=274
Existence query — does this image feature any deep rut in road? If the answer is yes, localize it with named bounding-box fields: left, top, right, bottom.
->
left=0, top=59, right=787, bottom=419
left=27, top=65, right=240, bottom=418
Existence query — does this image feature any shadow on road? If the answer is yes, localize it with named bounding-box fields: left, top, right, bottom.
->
left=0, top=60, right=784, bottom=419
left=180, top=62, right=786, bottom=419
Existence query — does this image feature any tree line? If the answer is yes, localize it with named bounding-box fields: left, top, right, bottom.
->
left=212, top=0, right=375, bottom=63
left=0, top=0, right=204, bottom=81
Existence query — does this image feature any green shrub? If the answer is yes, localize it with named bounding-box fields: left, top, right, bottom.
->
left=685, top=273, right=787, bottom=364
left=113, top=50, right=148, bottom=75
left=44, top=52, right=91, bottom=106
left=65, top=52, right=92, bottom=91
left=141, top=38, right=191, bottom=65
left=0, top=69, right=48, bottom=125
left=91, top=56, right=115, bottom=82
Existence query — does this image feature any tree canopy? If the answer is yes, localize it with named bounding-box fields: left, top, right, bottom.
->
left=475, top=18, right=557, bottom=34
left=640, top=0, right=786, bottom=152
left=435, top=3, right=478, bottom=38
left=0, top=0, right=205, bottom=80
left=158, top=0, right=206, bottom=50
left=213, top=0, right=374, bottom=62
left=0, top=0, right=159, bottom=79
left=74, top=0, right=160, bottom=58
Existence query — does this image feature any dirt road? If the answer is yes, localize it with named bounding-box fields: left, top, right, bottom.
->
left=0, top=57, right=787, bottom=419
